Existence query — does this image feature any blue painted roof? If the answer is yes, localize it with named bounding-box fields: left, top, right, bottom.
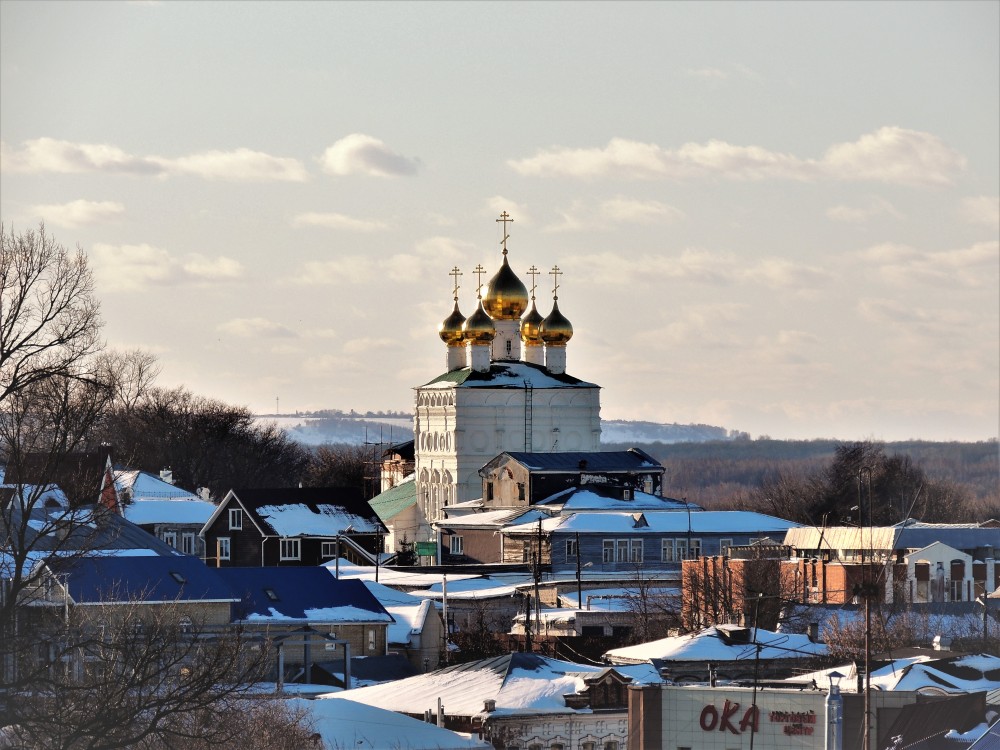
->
left=216, top=567, right=394, bottom=623
left=48, top=555, right=237, bottom=604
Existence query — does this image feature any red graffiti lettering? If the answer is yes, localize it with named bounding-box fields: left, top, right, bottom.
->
left=699, top=704, right=718, bottom=731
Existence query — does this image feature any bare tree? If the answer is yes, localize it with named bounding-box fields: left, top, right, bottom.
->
left=1, top=223, right=103, bottom=403
left=3, top=591, right=279, bottom=750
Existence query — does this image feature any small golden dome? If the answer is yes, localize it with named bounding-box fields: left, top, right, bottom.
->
left=462, top=301, right=496, bottom=344
left=483, top=256, right=529, bottom=320
left=539, top=299, right=573, bottom=345
left=520, top=300, right=544, bottom=346
left=438, top=301, right=466, bottom=347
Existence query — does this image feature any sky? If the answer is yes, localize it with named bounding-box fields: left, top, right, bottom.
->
left=1, top=1, right=997, bottom=442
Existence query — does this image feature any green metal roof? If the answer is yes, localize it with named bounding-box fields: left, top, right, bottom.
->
left=368, top=479, right=417, bottom=521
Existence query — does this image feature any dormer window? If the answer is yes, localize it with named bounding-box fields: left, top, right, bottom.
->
left=264, top=588, right=279, bottom=601
left=229, top=508, right=243, bottom=530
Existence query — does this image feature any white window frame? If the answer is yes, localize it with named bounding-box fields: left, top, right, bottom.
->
left=161, top=531, right=177, bottom=548
left=450, top=535, right=464, bottom=555
left=279, top=538, right=301, bottom=561
left=629, top=539, right=643, bottom=562
left=181, top=532, right=196, bottom=555
left=689, top=538, right=702, bottom=559
left=228, top=508, right=243, bottom=530
left=217, top=537, right=231, bottom=561
left=675, top=539, right=688, bottom=560
left=615, top=538, right=629, bottom=563
left=566, top=538, right=578, bottom=558
left=720, top=538, right=734, bottom=556
left=602, top=540, right=615, bottom=563
left=661, top=539, right=674, bottom=562
left=368, top=628, right=376, bottom=651
left=321, top=541, right=336, bottom=558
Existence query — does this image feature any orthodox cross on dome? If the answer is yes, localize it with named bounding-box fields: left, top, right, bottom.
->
left=527, top=265, right=540, bottom=300
left=549, top=265, right=562, bottom=300
left=473, top=264, right=487, bottom=298
left=496, top=211, right=513, bottom=256
left=449, top=266, right=462, bottom=302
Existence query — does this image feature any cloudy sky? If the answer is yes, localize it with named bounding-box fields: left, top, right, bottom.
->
left=2, top=1, right=997, bottom=442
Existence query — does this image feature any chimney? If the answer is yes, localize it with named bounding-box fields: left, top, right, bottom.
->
left=483, top=699, right=496, bottom=713
left=807, top=622, right=819, bottom=642
left=160, top=469, right=174, bottom=485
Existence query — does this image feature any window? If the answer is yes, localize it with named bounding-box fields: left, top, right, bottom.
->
left=169, top=571, right=186, bottom=584
left=264, top=588, right=279, bottom=601
left=689, top=538, right=702, bottom=559
left=161, top=531, right=177, bottom=548
left=518, top=482, right=525, bottom=502
left=661, top=539, right=675, bottom=562
left=602, top=540, right=615, bottom=563
left=582, top=744, right=596, bottom=750
left=675, top=539, right=688, bottom=560
left=604, top=743, right=619, bottom=750
left=321, top=541, right=336, bottom=558
left=486, top=482, right=494, bottom=501
left=368, top=628, right=376, bottom=651
left=181, top=533, right=195, bottom=555
left=450, top=535, right=464, bottom=555
left=522, top=544, right=532, bottom=563
left=229, top=508, right=243, bottom=530
left=217, top=537, right=231, bottom=560
left=566, top=539, right=578, bottom=558
left=720, top=538, right=733, bottom=556
left=629, top=539, right=643, bottom=562
left=280, top=538, right=300, bottom=560
left=615, top=539, right=629, bottom=562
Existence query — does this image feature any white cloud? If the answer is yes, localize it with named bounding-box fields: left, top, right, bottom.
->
left=217, top=317, right=296, bottom=338
left=319, top=133, right=419, bottom=177
left=508, top=127, right=964, bottom=185
left=825, top=196, right=903, bottom=223
left=742, top=258, right=833, bottom=290
left=860, top=240, right=998, bottom=289
left=29, top=199, right=124, bottom=227
left=960, top=195, right=1000, bottom=227
left=291, top=212, right=389, bottom=231
left=546, top=197, right=683, bottom=232
left=167, top=148, right=307, bottom=181
left=685, top=67, right=728, bottom=79
left=1, top=138, right=307, bottom=181
left=91, top=243, right=245, bottom=291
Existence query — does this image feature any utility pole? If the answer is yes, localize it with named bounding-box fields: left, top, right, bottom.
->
left=576, top=532, right=582, bottom=608
left=534, top=517, right=543, bottom=640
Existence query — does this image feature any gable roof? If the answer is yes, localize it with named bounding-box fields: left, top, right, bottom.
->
left=485, top=449, right=662, bottom=474
left=604, top=625, right=828, bottom=665
left=9, top=504, right=181, bottom=555
left=368, top=479, right=418, bottom=522
left=536, top=486, right=695, bottom=512
left=321, top=652, right=648, bottom=717
left=504, top=510, right=800, bottom=536
left=205, top=487, right=382, bottom=537
left=46, top=554, right=237, bottom=604
left=217, top=566, right=393, bottom=624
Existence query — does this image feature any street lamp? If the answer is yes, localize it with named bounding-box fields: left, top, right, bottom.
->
left=827, top=671, right=845, bottom=750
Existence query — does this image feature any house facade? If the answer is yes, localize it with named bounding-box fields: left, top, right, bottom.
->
left=201, top=487, right=384, bottom=568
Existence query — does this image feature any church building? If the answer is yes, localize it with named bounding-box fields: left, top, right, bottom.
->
left=412, top=213, right=602, bottom=540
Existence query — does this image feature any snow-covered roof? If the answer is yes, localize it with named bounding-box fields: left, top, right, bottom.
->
left=361, top=579, right=439, bottom=646
left=115, top=470, right=198, bottom=500
left=291, top=697, right=492, bottom=750
left=322, top=653, right=655, bottom=717
left=331, top=561, right=481, bottom=588
left=558, top=586, right=680, bottom=611
left=421, top=361, right=598, bottom=390
left=791, top=653, right=1000, bottom=695
left=505, top=510, right=800, bottom=535
left=439, top=507, right=544, bottom=529
left=538, top=487, right=698, bottom=512
left=124, top=497, right=216, bottom=525
left=256, top=503, right=380, bottom=536
left=604, top=625, right=828, bottom=665
left=416, top=573, right=534, bottom=601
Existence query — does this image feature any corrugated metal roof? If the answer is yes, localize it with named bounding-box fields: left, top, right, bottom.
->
left=495, top=450, right=662, bottom=472
left=784, top=525, right=1000, bottom=552
left=368, top=480, right=417, bottom=521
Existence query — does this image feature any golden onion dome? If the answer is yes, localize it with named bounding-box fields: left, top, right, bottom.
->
left=462, top=301, right=496, bottom=344
left=539, top=299, right=573, bottom=345
left=438, top=301, right=466, bottom=347
left=483, top=256, right=529, bottom=320
left=520, top=300, right=544, bottom=346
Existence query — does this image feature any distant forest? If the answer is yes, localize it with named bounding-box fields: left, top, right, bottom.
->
left=604, top=438, right=999, bottom=519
